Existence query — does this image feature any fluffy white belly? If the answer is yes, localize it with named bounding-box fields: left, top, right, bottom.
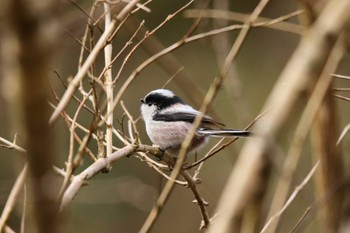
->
left=145, top=120, right=206, bottom=154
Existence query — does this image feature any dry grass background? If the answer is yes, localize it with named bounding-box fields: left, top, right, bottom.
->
left=0, top=0, right=350, bottom=233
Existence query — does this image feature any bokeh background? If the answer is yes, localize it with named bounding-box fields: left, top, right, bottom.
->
left=1, top=0, right=350, bottom=233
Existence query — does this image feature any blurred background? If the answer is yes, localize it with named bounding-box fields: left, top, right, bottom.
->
left=1, top=0, right=350, bottom=232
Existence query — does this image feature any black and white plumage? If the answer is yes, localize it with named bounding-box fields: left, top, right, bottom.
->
left=140, top=89, right=250, bottom=155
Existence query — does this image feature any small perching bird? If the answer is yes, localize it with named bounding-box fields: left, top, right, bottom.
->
left=140, top=89, right=250, bottom=155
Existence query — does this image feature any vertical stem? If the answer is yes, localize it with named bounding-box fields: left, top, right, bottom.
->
left=104, top=2, right=113, bottom=157
left=311, top=88, right=344, bottom=233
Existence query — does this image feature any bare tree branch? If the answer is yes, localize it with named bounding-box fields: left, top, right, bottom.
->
left=59, top=144, right=162, bottom=210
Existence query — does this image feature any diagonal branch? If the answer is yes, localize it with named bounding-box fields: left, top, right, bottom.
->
left=59, top=144, right=162, bottom=210
left=0, top=164, right=28, bottom=232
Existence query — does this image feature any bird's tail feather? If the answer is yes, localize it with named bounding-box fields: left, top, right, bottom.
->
left=198, top=128, right=251, bottom=137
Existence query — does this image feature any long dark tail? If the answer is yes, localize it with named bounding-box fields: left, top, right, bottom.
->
left=198, top=128, right=251, bottom=137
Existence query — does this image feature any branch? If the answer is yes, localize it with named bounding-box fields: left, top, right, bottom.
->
left=0, top=136, right=26, bottom=153
left=180, top=171, right=210, bottom=230
left=184, top=9, right=303, bottom=35
left=59, top=144, right=161, bottom=210
left=103, top=1, right=114, bottom=159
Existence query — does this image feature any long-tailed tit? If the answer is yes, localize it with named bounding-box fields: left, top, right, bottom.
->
left=140, top=89, right=250, bottom=155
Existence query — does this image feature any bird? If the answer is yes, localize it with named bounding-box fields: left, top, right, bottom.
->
left=140, top=89, right=250, bottom=156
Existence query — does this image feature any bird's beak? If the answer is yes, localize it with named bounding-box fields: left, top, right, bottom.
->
left=140, top=98, right=145, bottom=104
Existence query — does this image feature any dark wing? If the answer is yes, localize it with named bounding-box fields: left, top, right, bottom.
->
left=153, top=111, right=225, bottom=128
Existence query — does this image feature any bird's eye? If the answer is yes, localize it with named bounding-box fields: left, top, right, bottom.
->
left=148, top=103, right=152, bottom=107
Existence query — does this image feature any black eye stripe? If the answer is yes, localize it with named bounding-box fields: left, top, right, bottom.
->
left=144, top=93, right=184, bottom=110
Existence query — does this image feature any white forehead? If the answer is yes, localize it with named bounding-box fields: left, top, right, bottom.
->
left=146, top=89, right=175, bottom=98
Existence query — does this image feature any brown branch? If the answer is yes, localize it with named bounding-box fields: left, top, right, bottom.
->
left=333, top=94, right=350, bottom=102
left=180, top=170, right=210, bottom=229
left=303, top=0, right=346, bottom=230
left=333, top=73, right=350, bottom=80
left=311, top=84, right=344, bottom=232
left=103, top=1, right=114, bottom=159
left=0, top=136, right=26, bottom=153
left=59, top=144, right=162, bottom=210
left=337, top=122, right=350, bottom=145
left=138, top=150, right=210, bottom=231
left=289, top=207, right=311, bottom=233
left=58, top=89, right=92, bottom=199
left=184, top=9, right=304, bottom=35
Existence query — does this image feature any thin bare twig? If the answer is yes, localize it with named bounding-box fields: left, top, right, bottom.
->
left=184, top=9, right=303, bottom=35
left=20, top=184, right=27, bottom=233
left=333, top=94, right=350, bottom=102
left=332, top=73, right=350, bottom=80
left=120, top=101, right=140, bottom=144
left=260, top=161, right=320, bottom=233
left=0, top=164, right=28, bottom=232
left=58, top=89, right=92, bottom=199
left=181, top=170, right=210, bottom=230
left=333, top=87, right=350, bottom=91
left=113, top=0, right=195, bottom=84
left=49, top=70, right=96, bottom=115
left=289, top=207, right=311, bottom=233
left=337, top=122, right=350, bottom=145
left=161, top=67, right=184, bottom=88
